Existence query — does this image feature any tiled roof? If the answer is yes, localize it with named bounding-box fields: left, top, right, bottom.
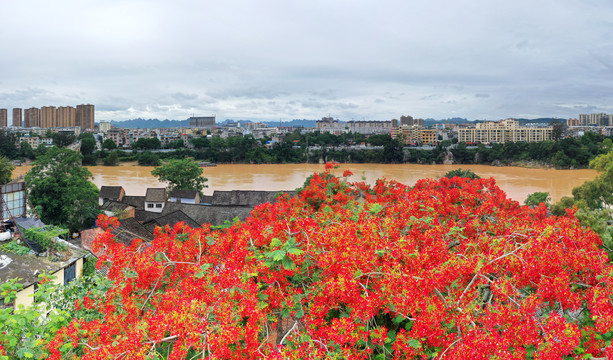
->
left=101, top=200, right=133, bottom=213
left=99, top=186, right=124, bottom=200
left=134, top=209, right=162, bottom=223
left=169, top=189, right=199, bottom=199
left=121, top=196, right=145, bottom=210
left=208, top=190, right=294, bottom=206
left=113, top=218, right=153, bottom=245
left=145, top=188, right=167, bottom=202
left=142, top=210, right=200, bottom=233
left=161, top=202, right=253, bottom=226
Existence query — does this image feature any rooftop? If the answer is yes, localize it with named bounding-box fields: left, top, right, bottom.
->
left=169, top=189, right=199, bottom=199
left=99, top=186, right=124, bottom=200
left=0, top=239, right=88, bottom=288
left=145, top=188, right=166, bottom=202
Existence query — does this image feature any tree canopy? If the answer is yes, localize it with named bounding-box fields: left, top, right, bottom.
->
left=442, top=168, right=480, bottom=180
left=524, top=191, right=551, bottom=208
left=102, top=138, right=116, bottom=150
left=0, top=156, right=15, bottom=185
left=43, top=164, right=613, bottom=359
left=24, top=147, right=99, bottom=232
left=151, top=158, right=208, bottom=194
left=552, top=149, right=613, bottom=258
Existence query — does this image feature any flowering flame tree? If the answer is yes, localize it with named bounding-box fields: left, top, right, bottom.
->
left=45, top=164, right=613, bottom=359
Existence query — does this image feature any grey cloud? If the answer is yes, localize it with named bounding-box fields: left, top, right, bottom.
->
left=1, top=1, right=612, bottom=121
left=171, top=92, right=199, bottom=101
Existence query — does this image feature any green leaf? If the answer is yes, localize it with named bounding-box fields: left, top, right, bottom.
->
left=408, top=338, right=421, bottom=349
left=295, top=307, right=304, bottom=319
left=282, top=256, right=296, bottom=270
left=287, top=248, right=303, bottom=256
left=386, top=329, right=397, bottom=343
left=392, top=315, right=404, bottom=324
left=270, top=238, right=282, bottom=247
left=271, top=250, right=286, bottom=262
left=369, top=203, right=383, bottom=215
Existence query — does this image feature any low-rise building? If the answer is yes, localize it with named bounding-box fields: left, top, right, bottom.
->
left=144, top=188, right=167, bottom=213
left=316, top=117, right=346, bottom=135
left=346, top=120, right=392, bottom=135
left=98, top=186, right=125, bottom=206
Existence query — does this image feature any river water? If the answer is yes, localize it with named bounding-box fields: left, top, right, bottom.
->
left=12, top=163, right=597, bottom=204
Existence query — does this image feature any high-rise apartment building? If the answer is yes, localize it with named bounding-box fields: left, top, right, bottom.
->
left=578, top=113, right=612, bottom=126
left=57, top=106, right=76, bottom=127
left=24, top=107, right=41, bottom=128
left=0, top=109, right=7, bottom=127
left=12, top=108, right=22, bottom=127
left=76, top=104, right=94, bottom=129
left=6, top=104, right=93, bottom=129
left=40, top=106, right=57, bottom=128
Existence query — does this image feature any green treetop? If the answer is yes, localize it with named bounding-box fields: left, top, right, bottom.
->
left=151, top=158, right=208, bottom=194
left=0, top=156, right=15, bottom=185
left=25, top=147, right=99, bottom=232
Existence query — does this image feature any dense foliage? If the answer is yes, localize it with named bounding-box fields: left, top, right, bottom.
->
left=25, top=147, right=100, bottom=232
left=525, top=192, right=551, bottom=208
left=0, top=156, right=15, bottom=184
left=184, top=131, right=611, bottom=168
left=151, top=158, right=208, bottom=194
left=442, top=168, right=480, bottom=180
left=553, top=148, right=613, bottom=258
left=3, top=127, right=610, bottom=169
left=0, top=272, right=110, bottom=360
left=39, top=164, right=613, bottom=359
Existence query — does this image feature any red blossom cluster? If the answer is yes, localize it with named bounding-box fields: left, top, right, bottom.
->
left=46, top=166, right=613, bottom=359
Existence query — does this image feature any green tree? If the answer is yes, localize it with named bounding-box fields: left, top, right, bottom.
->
left=132, top=137, right=161, bottom=149
left=137, top=151, right=161, bottom=166
left=51, top=132, right=76, bottom=148
left=102, top=138, right=117, bottom=150
left=151, top=158, right=208, bottom=194
left=80, top=135, right=96, bottom=156
left=524, top=192, right=551, bottom=208
left=552, top=149, right=613, bottom=257
left=443, top=168, right=480, bottom=180
left=25, top=147, right=99, bottom=232
left=102, top=151, right=119, bottom=166
left=169, top=139, right=185, bottom=149
left=0, top=129, right=18, bottom=158
left=18, top=141, right=35, bottom=160
left=0, top=156, right=15, bottom=184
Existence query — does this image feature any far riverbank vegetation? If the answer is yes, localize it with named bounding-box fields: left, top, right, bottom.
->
left=2, top=128, right=612, bottom=169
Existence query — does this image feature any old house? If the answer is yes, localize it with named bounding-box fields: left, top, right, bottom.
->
left=0, top=238, right=88, bottom=310
left=144, top=188, right=166, bottom=213
left=98, top=186, right=125, bottom=206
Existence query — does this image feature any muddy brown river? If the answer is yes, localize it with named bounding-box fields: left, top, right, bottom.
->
left=12, top=163, right=597, bottom=204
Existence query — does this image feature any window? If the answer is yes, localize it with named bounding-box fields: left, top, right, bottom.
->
left=156, top=203, right=162, bottom=208
left=147, top=204, right=154, bottom=208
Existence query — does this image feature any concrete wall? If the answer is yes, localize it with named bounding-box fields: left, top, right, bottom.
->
left=144, top=201, right=164, bottom=213
left=14, top=284, right=35, bottom=309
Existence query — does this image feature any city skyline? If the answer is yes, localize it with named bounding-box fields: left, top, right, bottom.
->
left=3, top=104, right=94, bottom=129
left=0, top=1, right=612, bottom=122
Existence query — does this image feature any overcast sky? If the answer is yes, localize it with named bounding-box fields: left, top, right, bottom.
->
left=1, top=0, right=612, bottom=122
